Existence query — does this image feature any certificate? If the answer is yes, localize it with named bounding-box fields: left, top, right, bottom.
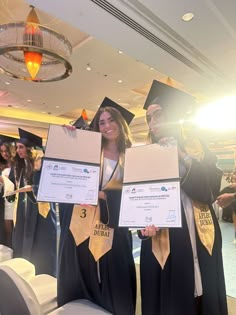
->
left=119, top=181, right=181, bottom=228
left=119, top=142, right=182, bottom=228
left=37, top=159, right=100, bottom=205
left=37, top=124, right=102, bottom=204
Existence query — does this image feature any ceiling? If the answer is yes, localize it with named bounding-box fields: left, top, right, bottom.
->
left=0, top=0, right=236, bottom=159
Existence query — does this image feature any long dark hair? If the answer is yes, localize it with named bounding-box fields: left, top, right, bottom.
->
left=14, top=146, right=34, bottom=184
left=92, top=107, right=132, bottom=153
left=0, top=142, right=15, bottom=167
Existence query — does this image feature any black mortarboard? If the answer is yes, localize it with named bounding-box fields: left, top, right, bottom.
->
left=72, top=116, right=89, bottom=129
left=143, top=80, right=195, bottom=120
left=90, top=97, right=135, bottom=128
left=18, top=128, right=43, bottom=148
left=0, top=135, right=17, bottom=145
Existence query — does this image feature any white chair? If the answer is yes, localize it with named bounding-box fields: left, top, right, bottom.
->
left=0, top=265, right=42, bottom=315
left=0, top=265, right=111, bottom=315
left=0, top=257, right=35, bottom=281
left=50, top=300, right=111, bottom=314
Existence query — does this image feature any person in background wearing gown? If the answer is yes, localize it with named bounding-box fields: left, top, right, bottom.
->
left=0, top=135, right=16, bottom=247
left=139, top=80, right=227, bottom=315
left=7, top=128, right=57, bottom=276
left=58, top=98, right=136, bottom=315
left=217, top=171, right=236, bottom=243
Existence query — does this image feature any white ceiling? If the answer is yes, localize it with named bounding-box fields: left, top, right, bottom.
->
left=1, top=0, right=236, bottom=148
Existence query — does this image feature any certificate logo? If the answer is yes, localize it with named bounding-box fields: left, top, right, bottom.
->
left=131, top=188, right=136, bottom=194
left=53, top=165, right=59, bottom=170
left=161, top=186, right=167, bottom=192
left=83, top=168, right=89, bottom=174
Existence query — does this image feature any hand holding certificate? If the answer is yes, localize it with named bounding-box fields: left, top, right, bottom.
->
left=119, top=142, right=182, bottom=228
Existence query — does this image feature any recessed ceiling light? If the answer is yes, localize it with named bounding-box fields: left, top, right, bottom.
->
left=150, top=67, right=154, bottom=70
left=86, top=64, right=92, bottom=71
left=182, top=13, right=194, bottom=22
left=27, top=99, right=32, bottom=102
left=118, top=79, right=123, bottom=83
left=5, top=82, right=10, bottom=85
left=118, top=50, right=123, bottom=54
left=56, top=105, right=60, bottom=108
left=42, top=111, right=46, bottom=114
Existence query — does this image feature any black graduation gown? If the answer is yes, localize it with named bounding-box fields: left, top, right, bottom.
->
left=58, top=189, right=136, bottom=315
left=140, top=159, right=228, bottom=315
left=9, top=169, right=57, bottom=276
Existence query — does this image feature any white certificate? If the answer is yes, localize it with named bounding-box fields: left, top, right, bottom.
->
left=119, top=142, right=181, bottom=228
left=119, top=181, right=181, bottom=228
left=37, top=159, right=100, bottom=205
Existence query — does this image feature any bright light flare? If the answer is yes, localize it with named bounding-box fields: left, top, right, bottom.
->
left=194, top=96, right=236, bottom=131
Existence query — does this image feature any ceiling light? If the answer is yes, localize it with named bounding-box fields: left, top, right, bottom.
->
left=118, top=79, right=123, bottom=83
left=5, top=82, right=10, bottom=85
left=182, top=13, right=194, bottom=22
left=27, top=99, right=32, bottom=102
left=0, top=5, right=72, bottom=82
left=56, top=105, right=60, bottom=108
left=118, top=50, right=123, bottom=54
left=150, top=67, right=154, bottom=70
left=86, top=64, right=92, bottom=71
left=194, top=96, right=236, bottom=131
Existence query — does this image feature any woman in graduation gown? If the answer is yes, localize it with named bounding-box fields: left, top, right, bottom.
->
left=58, top=98, right=136, bottom=315
left=0, top=135, right=16, bottom=247
left=139, top=81, right=227, bottom=315
left=8, top=128, right=57, bottom=276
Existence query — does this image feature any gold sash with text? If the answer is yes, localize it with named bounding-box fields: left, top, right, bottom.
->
left=88, top=205, right=114, bottom=261
left=69, top=205, right=97, bottom=246
left=192, top=200, right=215, bottom=255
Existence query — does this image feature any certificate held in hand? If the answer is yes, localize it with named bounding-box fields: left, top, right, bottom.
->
left=119, top=142, right=182, bottom=228
left=37, top=125, right=101, bottom=205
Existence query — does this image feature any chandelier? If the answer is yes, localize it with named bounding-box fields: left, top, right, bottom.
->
left=0, top=6, right=72, bottom=82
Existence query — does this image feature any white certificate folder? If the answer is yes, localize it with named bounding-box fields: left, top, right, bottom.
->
left=37, top=124, right=102, bottom=205
left=119, top=143, right=182, bottom=228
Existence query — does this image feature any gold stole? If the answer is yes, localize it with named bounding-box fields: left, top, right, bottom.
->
left=70, top=153, right=123, bottom=261
left=151, top=136, right=215, bottom=267
left=69, top=205, right=97, bottom=246
left=88, top=205, right=114, bottom=261
left=184, top=137, right=215, bottom=255
left=192, top=201, right=215, bottom=255
left=38, top=202, right=50, bottom=218
left=13, top=192, right=19, bottom=226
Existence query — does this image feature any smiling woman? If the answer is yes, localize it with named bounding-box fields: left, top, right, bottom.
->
left=57, top=98, right=136, bottom=315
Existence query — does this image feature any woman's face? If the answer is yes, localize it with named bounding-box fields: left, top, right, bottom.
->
left=146, top=104, right=170, bottom=141
left=0, top=144, right=10, bottom=161
left=16, top=142, right=27, bottom=159
left=98, top=111, right=120, bottom=142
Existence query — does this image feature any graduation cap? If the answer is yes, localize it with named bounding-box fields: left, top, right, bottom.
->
left=143, top=80, right=195, bottom=121
left=18, top=128, right=43, bottom=148
left=72, top=116, right=89, bottom=129
left=90, top=97, right=135, bottom=129
left=0, top=134, right=17, bottom=145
